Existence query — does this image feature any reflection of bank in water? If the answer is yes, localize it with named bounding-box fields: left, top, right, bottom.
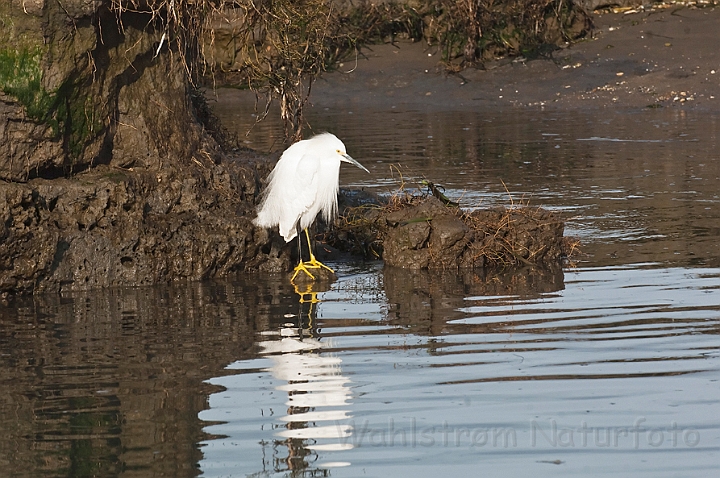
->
left=258, top=325, right=354, bottom=470
left=383, top=265, right=565, bottom=336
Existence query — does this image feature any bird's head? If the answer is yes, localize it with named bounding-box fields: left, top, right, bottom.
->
left=311, top=132, right=370, bottom=173
left=314, top=134, right=369, bottom=173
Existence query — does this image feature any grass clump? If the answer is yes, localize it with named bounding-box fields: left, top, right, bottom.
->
left=326, top=169, right=579, bottom=269
left=425, top=0, right=592, bottom=66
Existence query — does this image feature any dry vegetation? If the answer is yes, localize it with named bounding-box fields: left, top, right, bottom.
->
left=109, top=0, right=214, bottom=81
left=326, top=172, right=580, bottom=268
left=208, top=0, right=352, bottom=142
left=121, top=0, right=591, bottom=141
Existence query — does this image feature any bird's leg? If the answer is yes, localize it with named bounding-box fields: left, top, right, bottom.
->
left=303, top=228, right=334, bottom=273
left=290, top=228, right=333, bottom=281
left=291, top=229, right=316, bottom=281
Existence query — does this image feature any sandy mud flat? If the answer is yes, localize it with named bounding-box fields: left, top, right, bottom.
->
left=298, top=6, right=720, bottom=112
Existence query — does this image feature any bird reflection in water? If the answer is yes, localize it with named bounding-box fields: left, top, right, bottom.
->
left=257, top=279, right=353, bottom=473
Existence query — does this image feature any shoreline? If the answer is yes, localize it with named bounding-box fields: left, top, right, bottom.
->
left=299, top=7, right=720, bottom=113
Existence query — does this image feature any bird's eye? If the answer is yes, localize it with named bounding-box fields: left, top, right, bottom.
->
left=336, top=149, right=342, bottom=154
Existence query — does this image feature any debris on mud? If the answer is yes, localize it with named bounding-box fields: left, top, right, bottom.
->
left=327, top=185, right=579, bottom=270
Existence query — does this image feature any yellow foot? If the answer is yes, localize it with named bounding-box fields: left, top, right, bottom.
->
left=291, top=261, right=316, bottom=281
left=290, top=258, right=335, bottom=281
left=291, top=228, right=335, bottom=282
left=306, top=257, right=334, bottom=274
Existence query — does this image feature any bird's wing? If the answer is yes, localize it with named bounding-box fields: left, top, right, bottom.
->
left=273, top=146, right=322, bottom=241
left=289, top=151, right=323, bottom=218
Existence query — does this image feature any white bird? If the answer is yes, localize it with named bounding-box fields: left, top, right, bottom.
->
left=254, top=133, right=369, bottom=281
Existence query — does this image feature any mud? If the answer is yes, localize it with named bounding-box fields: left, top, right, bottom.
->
left=0, top=150, right=291, bottom=301
left=307, top=5, right=720, bottom=111
left=0, top=1, right=286, bottom=300
left=329, top=195, right=570, bottom=269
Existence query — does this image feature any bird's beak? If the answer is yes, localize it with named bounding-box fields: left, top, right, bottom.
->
left=341, top=153, right=370, bottom=173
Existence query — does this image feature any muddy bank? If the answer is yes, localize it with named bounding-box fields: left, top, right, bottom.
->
left=4, top=3, right=716, bottom=299
left=0, top=152, right=290, bottom=300
left=306, top=5, right=720, bottom=111
left=0, top=1, right=288, bottom=301
left=328, top=194, right=572, bottom=269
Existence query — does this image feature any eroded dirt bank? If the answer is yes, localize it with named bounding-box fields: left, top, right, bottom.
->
left=0, top=1, right=287, bottom=301
left=0, top=154, right=287, bottom=300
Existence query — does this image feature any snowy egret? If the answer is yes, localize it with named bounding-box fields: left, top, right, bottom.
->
left=254, top=133, right=369, bottom=281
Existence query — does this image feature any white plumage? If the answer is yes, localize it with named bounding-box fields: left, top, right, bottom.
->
left=253, top=133, right=369, bottom=281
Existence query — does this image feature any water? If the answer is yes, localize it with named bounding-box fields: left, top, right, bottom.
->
left=215, top=93, right=720, bottom=265
left=1, top=98, right=720, bottom=477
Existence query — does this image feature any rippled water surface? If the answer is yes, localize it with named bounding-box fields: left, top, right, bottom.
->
left=1, top=98, right=719, bottom=477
